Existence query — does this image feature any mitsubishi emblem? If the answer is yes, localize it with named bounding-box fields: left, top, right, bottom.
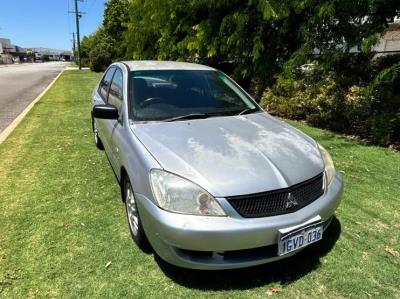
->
left=285, top=192, right=298, bottom=209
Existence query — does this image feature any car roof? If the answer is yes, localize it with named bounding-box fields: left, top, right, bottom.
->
left=120, top=60, right=216, bottom=71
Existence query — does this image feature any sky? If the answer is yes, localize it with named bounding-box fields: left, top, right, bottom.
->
left=0, top=0, right=106, bottom=51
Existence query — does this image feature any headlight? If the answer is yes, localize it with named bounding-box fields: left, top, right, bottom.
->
left=318, top=144, right=335, bottom=185
left=149, top=169, right=226, bottom=216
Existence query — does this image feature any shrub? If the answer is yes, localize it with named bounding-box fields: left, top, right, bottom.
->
left=80, top=26, right=116, bottom=72
left=89, top=42, right=113, bottom=72
left=42, top=54, right=50, bottom=62
left=261, top=60, right=400, bottom=147
left=80, top=57, right=90, bottom=68
left=366, top=61, right=400, bottom=145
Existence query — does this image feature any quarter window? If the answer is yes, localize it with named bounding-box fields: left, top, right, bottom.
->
left=99, top=67, right=116, bottom=100
left=108, top=69, right=124, bottom=112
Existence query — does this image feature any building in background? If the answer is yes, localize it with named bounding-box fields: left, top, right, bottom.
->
left=1, top=37, right=72, bottom=64
left=26, top=47, right=72, bottom=61
left=0, top=38, right=21, bottom=64
left=311, top=18, right=400, bottom=59
left=0, top=38, right=15, bottom=54
left=373, top=22, right=400, bottom=58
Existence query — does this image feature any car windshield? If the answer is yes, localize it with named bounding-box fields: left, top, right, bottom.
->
left=130, top=70, right=259, bottom=121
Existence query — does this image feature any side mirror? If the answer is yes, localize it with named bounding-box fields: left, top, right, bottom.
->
left=92, top=105, right=119, bottom=119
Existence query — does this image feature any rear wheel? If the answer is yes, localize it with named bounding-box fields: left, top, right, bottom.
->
left=124, top=176, right=148, bottom=249
left=92, top=117, right=104, bottom=150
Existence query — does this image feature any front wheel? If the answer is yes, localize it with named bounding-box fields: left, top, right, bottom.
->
left=124, top=176, right=149, bottom=250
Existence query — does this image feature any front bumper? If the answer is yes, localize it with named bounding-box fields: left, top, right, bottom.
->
left=136, top=172, right=343, bottom=270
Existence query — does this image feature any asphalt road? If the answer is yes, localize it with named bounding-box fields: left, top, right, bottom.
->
left=0, top=62, right=68, bottom=134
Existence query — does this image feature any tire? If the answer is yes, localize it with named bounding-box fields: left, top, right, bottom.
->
left=124, top=175, right=149, bottom=250
left=92, top=117, right=104, bottom=150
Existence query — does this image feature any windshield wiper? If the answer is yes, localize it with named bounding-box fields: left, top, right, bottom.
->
left=238, top=108, right=258, bottom=115
left=164, top=113, right=211, bottom=122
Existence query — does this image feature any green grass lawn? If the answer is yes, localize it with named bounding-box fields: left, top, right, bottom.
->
left=0, top=70, right=399, bottom=298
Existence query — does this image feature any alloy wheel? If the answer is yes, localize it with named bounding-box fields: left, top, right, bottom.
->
left=126, top=182, right=139, bottom=236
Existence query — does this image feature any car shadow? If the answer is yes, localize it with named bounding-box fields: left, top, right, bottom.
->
left=155, top=216, right=341, bottom=291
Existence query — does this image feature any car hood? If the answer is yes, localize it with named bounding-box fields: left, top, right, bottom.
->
left=131, top=112, right=324, bottom=197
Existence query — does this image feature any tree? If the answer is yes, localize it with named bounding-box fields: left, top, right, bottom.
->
left=286, top=0, right=400, bottom=71
left=81, top=0, right=400, bottom=145
left=103, top=0, right=130, bottom=59
left=103, top=0, right=130, bottom=42
left=123, top=0, right=400, bottom=96
left=84, top=0, right=400, bottom=92
left=124, top=0, right=306, bottom=95
left=80, top=27, right=116, bottom=72
left=80, top=0, right=130, bottom=71
left=42, top=54, right=50, bottom=62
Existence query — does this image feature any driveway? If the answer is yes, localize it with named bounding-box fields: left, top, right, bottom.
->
left=0, top=62, right=68, bottom=134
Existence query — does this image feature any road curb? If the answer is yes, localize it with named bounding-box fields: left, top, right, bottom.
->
left=0, top=68, right=66, bottom=145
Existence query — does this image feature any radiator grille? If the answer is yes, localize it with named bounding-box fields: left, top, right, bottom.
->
left=227, top=173, right=324, bottom=218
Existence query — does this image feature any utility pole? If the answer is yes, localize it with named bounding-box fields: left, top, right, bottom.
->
left=74, top=0, right=81, bottom=70
left=69, top=0, right=84, bottom=70
left=72, top=32, right=76, bottom=56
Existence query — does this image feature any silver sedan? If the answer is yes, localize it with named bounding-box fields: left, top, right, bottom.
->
left=91, top=61, right=343, bottom=270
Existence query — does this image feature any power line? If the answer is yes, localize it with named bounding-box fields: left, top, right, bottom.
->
left=67, top=0, right=71, bottom=34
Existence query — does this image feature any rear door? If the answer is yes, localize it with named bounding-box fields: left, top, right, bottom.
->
left=94, top=66, right=115, bottom=153
left=104, top=67, right=124, bottom=171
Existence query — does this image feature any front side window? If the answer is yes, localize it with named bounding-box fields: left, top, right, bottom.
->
left=99, top=67, right=115, bottom=100
left=108, top=69, right=123, bottom=112
left=130, top=70, right=259, bottom=121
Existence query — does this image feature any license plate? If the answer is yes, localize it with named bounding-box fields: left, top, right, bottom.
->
left=278, top=223, right=323, bottom=256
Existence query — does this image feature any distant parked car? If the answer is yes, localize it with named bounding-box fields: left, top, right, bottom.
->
left=91, top=61, right=343, bottom=270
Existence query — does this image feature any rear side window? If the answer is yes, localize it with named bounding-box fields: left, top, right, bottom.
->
left=108, top=69, right=124, bottom=112
left=99, top=67, right=115, bottom=100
